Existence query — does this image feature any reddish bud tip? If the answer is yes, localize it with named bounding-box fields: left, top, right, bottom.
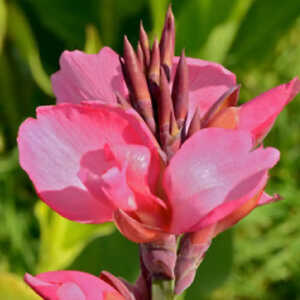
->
left=123, top=36, right=156, bottom=133
left=139, top=21, right=151, bottom=67
left=158, top=67, right=176, bottom=138
left=187, top=108, right=201, bottom=138
left=148, top=38, right=160, bottom=87
left=159, top=6, right=175, bottom=81
left=158, top=67, right=180, bottom=158
left=137, top=41, right=146, bottom=73
left=172, top=50, right=189, bottom=129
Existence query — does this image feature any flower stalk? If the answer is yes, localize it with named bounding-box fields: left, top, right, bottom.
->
left=152, top=279, right=175, bottom=300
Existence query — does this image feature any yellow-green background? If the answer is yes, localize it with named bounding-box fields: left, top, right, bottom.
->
left=1, top=0, right=300, bottom=299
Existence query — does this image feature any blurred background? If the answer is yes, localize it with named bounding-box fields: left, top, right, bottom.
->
left=1, top=0, right=300, bottom=299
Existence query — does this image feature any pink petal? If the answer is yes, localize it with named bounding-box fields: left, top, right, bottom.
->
left=163, top=128, right=280, bottom=234
left=18, top=103, right=161, bottom=223
left=57, top=283, right=86, bottom=300
left=257, top=192, right=282, bottom=206
left=239, top=77, right=300, bottom=143
left=113, top=209, right=168, bottom=243
left=192, top=172, right=268, bottom=231
left=24, top=271, right=123, bottom=300
left=172, top=56, right=236, bottom=130
left=51, top=47, right=128, bottom=104
left=109, top=143, right=161, bottom=196
left=213, top=188, right=264, bottom=236
left=78, top=164, right=137, bottom=212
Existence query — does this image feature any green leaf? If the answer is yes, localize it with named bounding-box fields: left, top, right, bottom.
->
left=0, top=0, right=7, bottom=54
left=84, top=25, right=102, bottom=54
left=175, top=293, right=185, bottom=300
left=149, top=0, right=169, bottom=38
left=175, top=0, right=239, bottom=57
left=0, top=148, right=18, bottom=175
left=7, top=3, right=53, bottom=96
left=27, top=0, right=97, bottom=47
left=185, top=230, right=233, bottom=298
left=35, top=202, right=115, bottom=273
left=0, top=273, right=40, bottom=300
left=228, top=0, right=300, bottom=68
left=71, top=231, right=139, bottom=282
left=198, top=0, right=254, bottom=63
left=0, top=54, right=19, bottom=138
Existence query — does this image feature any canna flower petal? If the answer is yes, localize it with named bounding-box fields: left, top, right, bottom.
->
left=174, top=185, right=270, bottom=294
left=18, top=103, right=161, bottom=224
left=24, top=271, right=125, bottom=300
left=238, top=77, right=300, bottom=143
left=52, top=47, right=128, bottom=104
left=113, top=209, right=168, bottom=243
left=163, top=128, right=280, bottom=234
left=209, top=77, right=300, bottom=144
left=257, top=191, right=282, bottom=206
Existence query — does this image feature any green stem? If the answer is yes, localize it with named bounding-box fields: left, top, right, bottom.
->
left=152, top=279, right=175, bottom=300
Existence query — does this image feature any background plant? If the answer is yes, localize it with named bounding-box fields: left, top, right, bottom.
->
left=0, top=0, right=300, bottom=299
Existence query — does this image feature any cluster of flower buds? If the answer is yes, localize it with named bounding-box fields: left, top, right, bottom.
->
left=119, top=7, right=188, bottom=159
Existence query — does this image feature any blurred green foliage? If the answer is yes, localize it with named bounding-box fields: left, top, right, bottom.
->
left=0, top=0, right=300, bottom=299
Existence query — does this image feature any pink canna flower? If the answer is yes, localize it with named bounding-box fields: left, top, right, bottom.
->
left=17, top=6, right=300, bottom=293
left=24, top=270, right=126, bottom=300
left=18, top=7, right=299, bottom=243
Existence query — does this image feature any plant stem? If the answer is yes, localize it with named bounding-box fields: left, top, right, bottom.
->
left=152, top=279, right=175, bottom=300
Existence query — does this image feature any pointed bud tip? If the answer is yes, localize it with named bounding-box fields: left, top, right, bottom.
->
left=167, top=3, right=174, bottom=17
left=140, top=20, right=146, bottom=32
left=181, top=48, right=186, bottom=58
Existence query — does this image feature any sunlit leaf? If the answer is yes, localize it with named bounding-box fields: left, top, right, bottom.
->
left=0, top=0, right=7, bottom=54
left=176, top=0, right=239, bottom=57
left=84, top=24, right=102, bottom=54
left=0, top=272, right=40, bottom=300
left=7, top=3, right=53, bottom=96
left=149, top=0, right=169, bottom=38
left=228, top=0, right=300, bottom=68
left=0, top=148, right=18, bottom=175
left=199, top=0, right=253, bottom=63
left=35, top=202, right=115, bottom=273
left=0, top=55, right=19, bottom=138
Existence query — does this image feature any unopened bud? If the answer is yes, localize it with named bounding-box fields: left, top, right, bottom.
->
left=148, top=38, right=160, bottom=87
left=123, top=36, right=156, bottom=133
left=186, top=108, right=201, bottom=139
left=140, top=234, right=177, bottom=281
left=137, top=41, right=146, bottom=73
left=139, top=21, right=151, bottom=68
left=158, top=67, right=177, bottom=149
left=160, top=6, right=175, bottom=81
left=175, top=226, right=215, bottom=295
left=172, top=50, right=189, bottom=129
